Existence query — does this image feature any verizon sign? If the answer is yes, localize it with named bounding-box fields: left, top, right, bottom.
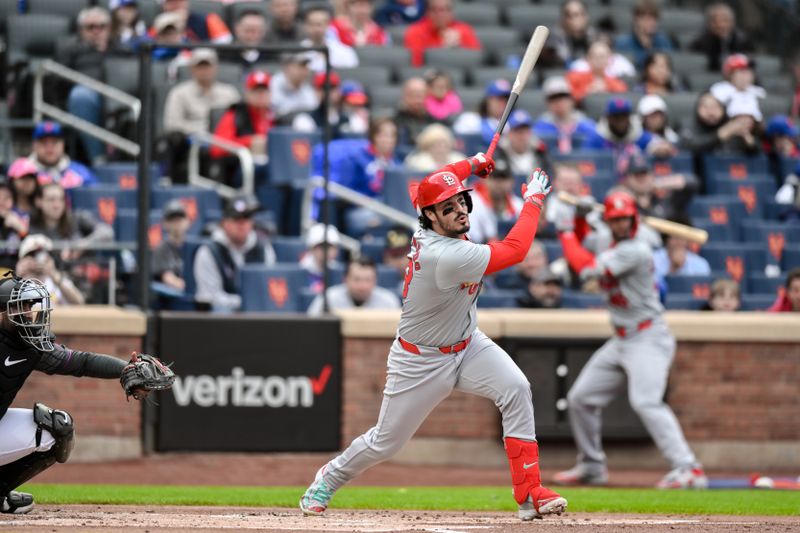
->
left=156, top=314, right=341, bottom=452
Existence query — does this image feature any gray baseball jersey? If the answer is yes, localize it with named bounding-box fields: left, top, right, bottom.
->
left=397, top=228, right=490, bottom=347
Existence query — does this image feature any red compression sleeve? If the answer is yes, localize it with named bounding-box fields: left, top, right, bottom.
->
left=484, top=202, right=542, bottom=275
left=574, top=216, right=591, bottom=242
left=558, top=231, right=596, bottom=273
left=442, top=158, right=473, bottom=181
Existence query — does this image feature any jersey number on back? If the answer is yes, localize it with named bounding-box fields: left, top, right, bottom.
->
left=402, top=238, right=421, bottom=300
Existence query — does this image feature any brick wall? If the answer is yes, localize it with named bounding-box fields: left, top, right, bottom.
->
left=11, top=334, right=143, bottom=438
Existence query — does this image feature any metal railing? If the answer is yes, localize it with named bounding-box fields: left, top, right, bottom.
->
left=187, top=131, right=256, bottom=198
left=33, top=60, right=141, bottom=156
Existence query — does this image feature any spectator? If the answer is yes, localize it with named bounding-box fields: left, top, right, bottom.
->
left=638, top=95, right=679, bottom=154
left=541, top=0, right=598, bottom=68
left=453, top=79, right=511, bottom=145
left=227, top=9, right=270, bottom=68
left=690, top=2, right=754, bottom=72
left=723, top=98, right=763, bottom=155
left=702, top=279, right=741, bottom=311
left=533, top=76, right=597, bottom=154
left=150, top=11, right=187, bottom=63
left=468, top=156, right=523, bottom=244
left=545, top=162, right=593, bottom=231
left=28, top=122, right=98, bottom=189
left=763, top=115, right=799, bottom=158
left=567, top=34, right=636, bottom=80
left=301, top=72, right=369, bottom=137
left=404, top=123, right=466, bottom=172
left=776, top=160, right=800, bottom=219
left=337, top=81, right=371, bottom=135
left=28, top=183, right=114, bottom=249
left=151, top=200, right=190, bottom=292
left=270, top=53, right=318, bottom=121
left=679, top=92, right=744, bottom=156
left=210, top=71, right=274, bottom=165
left=157, top=0, right=232, bottom=43
left=332, top=0, right=390, bottom=47
left=300, top=223, right=342, bottom=294
left=308, top=72, right=345, bottom=135
left=583, top=98, right=652, bottom=158
left=635, top=52, right=682, bottom=96
left=403, top=0, right=480, bottom=67
left=265, top=0, right=301, bottom=44
left=394, top=77, right=435, bottom=147
left=374, top=0, right=425, bottom=26
left=499, top=110, right=548, bottom=176
left=308, top=256, right=400, bottom=315
left=54, top=6, right=119, bottom=166
left=496, top=240, right=549, bottom=290
left=710, top=54, right=765, bottom=122
left=15, top=235, right=85, bottom=306
left=424, top=69, right=462, bottom=122
left=0, top=180, right=25, bottom=270
left=653, top=229, right=711, bottom=282
left=618, top=149, right=697, bottom=220
left=381, top=225, right=412, bottom=278
left=193, top=195, right=276, bottom=312
left=516, top=268, right=564, bottom=309
left=566, top=41, right=627, bottom=102
left=768, top=268, right=800, bottom=312
left=7, top=158, right=40, bottom=219
left=301, top=5, right=359, bottom=72
left=613, top=0, right=673, bottom=70
left=109, top=0, right=147, bottom=49
left=161, top=48, right=240, bottom=181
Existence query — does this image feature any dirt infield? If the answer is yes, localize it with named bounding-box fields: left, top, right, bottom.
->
left=3, top=505, right=796, bottom=533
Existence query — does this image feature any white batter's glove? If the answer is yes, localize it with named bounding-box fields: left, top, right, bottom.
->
left=521, top=168, right=552, bottom=209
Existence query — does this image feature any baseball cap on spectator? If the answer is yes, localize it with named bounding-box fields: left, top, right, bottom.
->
left=637, top=94, right=667, bottom=117
left=765, top=115, right=797, bottom=138
left=306, top=223, right=341, bottom=248
left=543, top=76, right=571, bottom=99
left=722, top=53, right=753, bottom=76
left=190, top=48, right=218, bottom=66
left=341, top=80, right=368, bottom=105
left=606, top=97, right=632, bottom=116
left=313, top=71, right=341, bottom=89
left=281, top=52, right=313, bottom=65
left=32, top=121, right=64, bottom=140
left=727, top=98, right=763, bottom=122
left=245, top=70, right=271, bottom=90
left=223, top=194, right=260, bottom=219
left=384, top=226, right=412, bottom=258
left=619, top=149, right=650, bottom=175
left=109, top=0, right=137, bottom=9
left=533, top=268, right=563, bottom=286
left=153, top=12, right=183, bottom=34
left=7, top=158, right=38, bottom=179
left=19, top=234, right=53, bottom=260
left=162, top=199, right=187, bottom=220
left=485, top=79, right=511, bottom=98
left=508, top=109, right=533, bottom=129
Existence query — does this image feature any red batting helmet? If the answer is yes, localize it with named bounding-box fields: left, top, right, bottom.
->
left=603, top=191, right=638, bottom=233
left=411, top=170, right=473, bottom=211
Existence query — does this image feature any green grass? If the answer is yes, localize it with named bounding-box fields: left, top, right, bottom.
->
left=21, top=484, right=800, bottom=516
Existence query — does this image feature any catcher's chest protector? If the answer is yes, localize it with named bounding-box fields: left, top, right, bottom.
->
left=0, top=330, right=42, bottom=420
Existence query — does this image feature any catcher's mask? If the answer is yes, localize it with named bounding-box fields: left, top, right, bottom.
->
left=0, top=275, right=54, bottom=352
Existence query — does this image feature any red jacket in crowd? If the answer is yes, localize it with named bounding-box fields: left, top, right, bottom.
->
left=403, top=17, right=480, bottom=67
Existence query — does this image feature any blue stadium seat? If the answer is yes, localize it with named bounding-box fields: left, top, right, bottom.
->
left=454, top=133, right=484, bottom=156
left=783, top=245, right=800, bottom=271
left=699, top=242, right=768, bottom=287
left=777, top=155, right=798, bottom=180
left=692, top=218, right=736, bottom=242
left=540, top=239, right=563, bottom=261
left=272, top=236, right=306, bottom=262
left=114, top=209, right=163, bottom=243
left=383, top=168, right=426, bottom=217
left=664, top=274, right=715, bottom=300
left=702, top=154, right=769, bottom=180
left=762, top=200, right=795, bottom=221
left=269, top=128, right=321, bottom=185
left=748, top=273, right=785, bottom=296
left=688, top=195, right=747, bottom=234
left=706, top=177, right=776, bottom=217
left=360, top=240, right=386, bottom=263
left=239, top=264, right=306, bottom=312
left=664, top=294, right=706, bottom=310
left=377, top=265, right=402, bottom=290
left=477, top=290, right=518, bottom=308
left=70, top=186, right=138, bottom=226
left=740, top=294, right=776, bottom=311
left=552, top=151, right=615, bottom=179
left=650, top=152, right=693, bottom=176
left=739, top=220, right=800, bottom=266
left=299, top=288, right=317, bottom=313
left=584, top=175, right=614, bottom=200
left=94, top=162, right=160, bottom=188
left=151, top=186, right=222, bottom=232
left=561, top=290, right=605, bottom=309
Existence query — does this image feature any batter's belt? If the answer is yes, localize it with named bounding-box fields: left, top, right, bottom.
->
left=613, top=319, right=653, bottom=338
left=398, top=336, right=471, bottom=355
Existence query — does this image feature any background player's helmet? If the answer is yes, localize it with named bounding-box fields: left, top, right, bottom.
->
left=415, top=170, right=473, bottom=212
left=0, top=275, right=54, bottom=352
left=603, top=191, right=639, bottom=234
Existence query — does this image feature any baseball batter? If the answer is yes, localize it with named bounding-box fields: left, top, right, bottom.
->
left=0, top=274, right=173, bottom=514
left=553, top=191, right=707, bottom=489
left=300, top=154, right=568, bottom=521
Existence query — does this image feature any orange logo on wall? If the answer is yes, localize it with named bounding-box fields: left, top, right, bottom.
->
left=268, top=277, right=289, bottom=308
left=119, top=174, right=137, bottom=189
left=737, top=186, right=757, bottom=214
left=577, top=161, right=597, bottom=177
left=652, top=162, right=671, bottom=176
left=97, top=197, right=117, bottom=225
left=148, top=223, right=163, bottom=248
left=725, top=256, right=744, bottom=282
left=768, top=232, right=785, bottom=261
left=179, top=197, right=199, bottom=223
left=729, top=163, right=747, bottom=179
left=709, top=207, right=729, bottom=225
left=692, top=283, right=710, bottom=300
left=291, top=140, right=311, bottom=165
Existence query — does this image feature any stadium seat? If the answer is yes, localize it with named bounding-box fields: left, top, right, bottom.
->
left=272, top=236, right=307, bottom=263
left=561, top=291, right=605, bottom=309
left=114, top=209, right=164, bottom=244
left=506, top=5, right=560, bottom=40
left=650, top=152, right=693, bottom=176
left=739, top=220, right=800, bottom=266
left=6, top=14, right=70, bottom=64
left=94, top=162, right=160, bottom=189
left=454, top=3, right=500, bottom=26
left=761, top=94, right=791, bottom=118
left=383, top=168, right=427, bottom=217
left=552, top=151, right=615, bottom=179
left=664, top=274, right=716, bottom=301
left=385, top=24, right=406, bottom=44
left=425, top=49, right=484, bottom=69
left=368, top=85, right=403, bottom=112
left=748, top=273, right=785, bottom=296
left=0, top=0, right=19, bottom=26
left=337, top=66, right=391, bottom=87
left=762, top=200, right=795, bottom=221
left=684, top=72, right=721, bottom=93
left=702, top=154, right=769, bottom=181
left=659, top=9, right=705, bottom=38
left=699, top=242, right=768, bottom=285
left=177, top=61, right=243, bottom=87
left=397, top=66, right=469, bottom=86
left=360, top=239, right=386, bottom=263
left=582, top=92, right=641, bottom=122
left=151, top=185, right=223, bottom=233
left=740, top=294, right=776, bottom=311
left=473, top=28, right=519, bottom=64
left=693, top=218, right=736, bottom=242
left=299, top=288, right=317, bottom=313
left=377, top=265, right=402, bottom=290
left=355, top=46, right=411, bottom=69
left=239, top=264, right=306, bottom=312
left=688, top=195, right=747, bottom=234
left=268, top=128, right=321, bottom=185
left=477, top=289, right=518, bottom=308
left=783, top=245, right=800, bottom=271
left=26, top=0, right=89, bottom=22
left=662, top=93, right=701, bottom=129
left=189, top=0, right=227, bottom=19
left=664, top=294, right=706, bottom=310
left=669, top=52, right=708, bottom=75
left=584, top=175, right=614, bottom=200
left=459, top=87, right=485, bottom=113
left=516, top=90, right=547, bottom=120
left=104, top=57, right=146, bottom=115
left=454, top=133, right=485, bottom=156
left=710, top=177, right=777, bottom=217
left=71, top=186, right=138, bottom=226
left=540, top=239, right=564, bottom=261
left=470, top=67, right=519, bottom=89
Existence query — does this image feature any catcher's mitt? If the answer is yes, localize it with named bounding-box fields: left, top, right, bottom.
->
left=120, top=352, right=175, bottom=400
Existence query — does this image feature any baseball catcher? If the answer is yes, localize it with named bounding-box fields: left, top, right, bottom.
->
left=300, top=154, right=567, bottom=521
left=0, top=273, right=174, bottom=514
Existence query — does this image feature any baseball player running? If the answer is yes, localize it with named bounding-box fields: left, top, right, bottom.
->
left=553, top=191, right=707, bottom=489
left=0, top=273, right=174, bottom=514
left=300, top=154, right=568, bottom=521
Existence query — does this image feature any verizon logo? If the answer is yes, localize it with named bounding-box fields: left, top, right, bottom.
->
left=172, top=365, right=333, bottom=408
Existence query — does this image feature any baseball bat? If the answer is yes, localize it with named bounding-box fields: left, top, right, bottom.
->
left=557, top=191, right=709, bottom=245
left=485, top=25, right=549, bottom=161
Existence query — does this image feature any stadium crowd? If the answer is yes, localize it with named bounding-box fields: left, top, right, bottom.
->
left=1, top=0, right=800, bottom=314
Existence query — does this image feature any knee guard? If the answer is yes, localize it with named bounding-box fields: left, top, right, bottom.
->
left=32, top=403, right=74, bottom=463
left=504, top=437, right=542, bottom=504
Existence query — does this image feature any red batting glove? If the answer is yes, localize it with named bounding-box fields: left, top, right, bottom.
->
left=469, top=152, right=495, bottom=178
